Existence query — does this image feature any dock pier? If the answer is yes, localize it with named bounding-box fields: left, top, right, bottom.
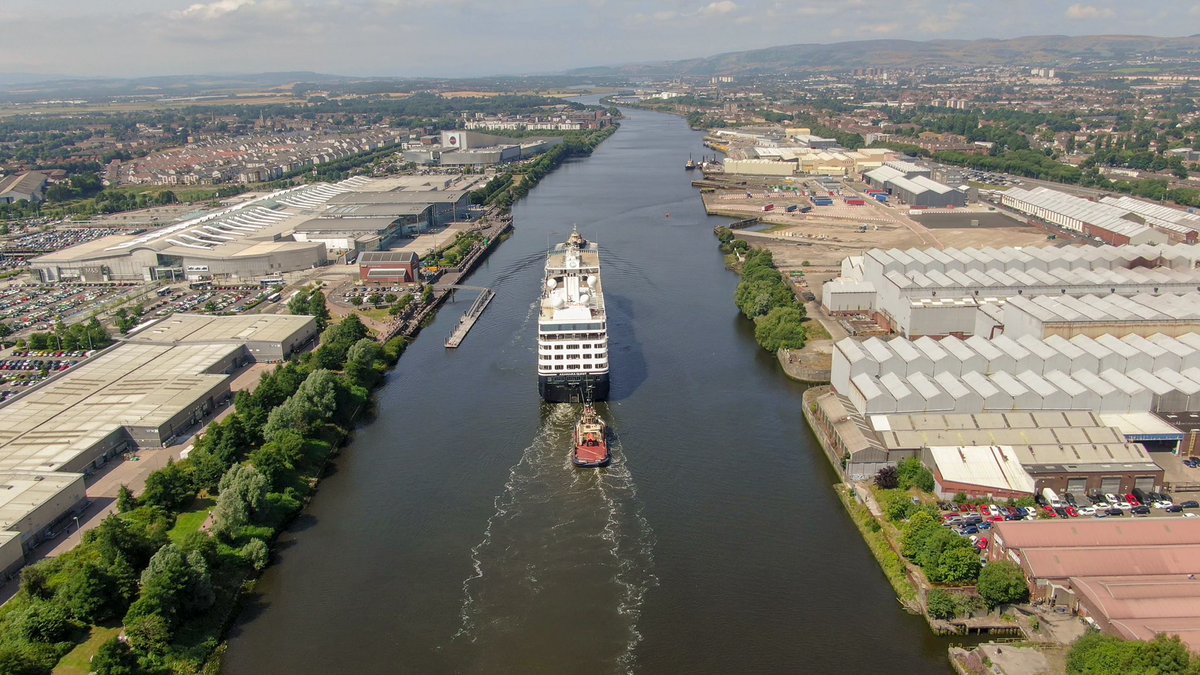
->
left=445, top=287, right=496, bottom=348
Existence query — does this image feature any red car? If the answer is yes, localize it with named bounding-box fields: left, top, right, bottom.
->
left=1126, top=494, right=1141, bottom=507
left=989, top=516, right=1005, bottom=523
left=958, top=504, right=971, bottom=514
left=1043, top=506, right=1058, bottom=518
left=976, top=537, right=990, bottom=550
left=1066, top=506, right=1079, bottom=518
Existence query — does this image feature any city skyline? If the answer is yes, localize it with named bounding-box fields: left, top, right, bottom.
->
left=0, top=0, right=1196, bottom=78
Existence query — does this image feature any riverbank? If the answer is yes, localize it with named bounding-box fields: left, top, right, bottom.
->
left=0, top=128, right=622, bottom=675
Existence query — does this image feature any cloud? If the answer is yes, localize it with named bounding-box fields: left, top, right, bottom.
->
left=176, top=0, right=255, bottom=19
left=863, top=22, right=900, bottom=35
left=699, top=1, right=738, bottom=17
left=1065, top=3, right=1115, bottom=19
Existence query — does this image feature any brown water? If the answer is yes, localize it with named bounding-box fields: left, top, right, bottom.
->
left=222, top=101, right=956, bottom=674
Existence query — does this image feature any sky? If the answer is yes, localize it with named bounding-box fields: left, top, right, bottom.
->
left=0, top=0, right=1196, bottom=78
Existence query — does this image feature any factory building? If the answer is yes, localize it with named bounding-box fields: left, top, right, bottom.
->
left=830, top=330, right=1200, bottom=416
left=438, top=130, right=562, bottom=166
left=0, top=313, right=316, bottom=575
left=1001, top=293, right=1200, bottom=340
left=825, top=243, right=1200, bottom=337
left=862, top=164, right=966, bottom=207
left=987, top=519, right=1200, bottom=654
left=1002, top=187, right=1172, bottom=245
left=358, top=250, right=420, bottom=283
left=31, top=175, right=485, bottom=283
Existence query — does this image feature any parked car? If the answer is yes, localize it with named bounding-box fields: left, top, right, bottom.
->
left=1053, top=507, right=1069, bottom=519
left=1165, top=505, right=1183, bottom=513
left=1105, top=493, right=1121, bottom=506
left=1065, top=506, right=1079, bottom=518
left=1125, top=494, right=1142, bottom=507
left=1078, top=506, right=1096, bottom=517
left=1180, top=500, right=1200, bottom=509
left=1106, top=507, right=1124, bottom=516
left=1183, top=457, right=1199, bottom=468
left=976, top=537, right=990, bottom=550
left=1043, top=506, right=1058, bottom=518
left=1132, top=505, right=1151, bottom=516
left=961, top=526, right=979, bottom=535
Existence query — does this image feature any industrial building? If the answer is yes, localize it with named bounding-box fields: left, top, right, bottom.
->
left=987, top=519, right=1200, bottom=654
left=823, top=242, right=1200, bottom=337
left=0, top=313, right=316, bottom=570
left=0, top=171, right=47, bottom=204
left=31, top=175, right=484, bottom=283
left=1001, top=187, right=1170, bottom=245
left=1002, top=293, right=1200, bottom=339
left=436, top=130, right=562, bottom=166
left=358, top=250, right=419, bottom=283
left=862, top=162, right=966, bottom=208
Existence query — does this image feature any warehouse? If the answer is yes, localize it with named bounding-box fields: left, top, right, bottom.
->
left=1002, top=292, right=1200, bottom=339
left=293, top=216, right=407, bottom=252
left=0, top=472, right=86, bottom=558
left=821, top=278, right=876, bottom=313
left=0, top=171, right=47, bottom=204
left=358, top=250, right=420, bottom=284
left=0, top=313, right=315, bottom=575
left=326, top=189, right=471, bottom=226
left=923, top=445, right=1035, bottom=500
left=1002, top=187, right=1169, bottom=245
left=987, top=519, right=1200, bottom=653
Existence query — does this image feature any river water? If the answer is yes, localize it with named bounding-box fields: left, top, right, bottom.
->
left=223, top=102, right=954, bottom=674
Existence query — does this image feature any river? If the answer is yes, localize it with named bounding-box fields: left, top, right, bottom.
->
left=223, top=101, right=955, bottom=674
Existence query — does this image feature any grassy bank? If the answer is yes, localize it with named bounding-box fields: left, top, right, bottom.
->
left=835, top=485, right=919, bottom=608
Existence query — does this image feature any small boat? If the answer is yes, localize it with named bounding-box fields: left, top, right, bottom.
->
left=685, top=158, right=697, bottom=170
left=573, top=404, right=610, bottom=468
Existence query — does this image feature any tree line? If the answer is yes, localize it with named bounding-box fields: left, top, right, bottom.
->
left=0, top=312, right=408, bottom=674
left=716, top=233, right=807, bottom=353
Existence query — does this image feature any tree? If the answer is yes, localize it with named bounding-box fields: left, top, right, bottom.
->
left=875, top=466, right=900, bottom=490
left=935, top=547, right=982, bottom=585
left=753, top=306, right=807, bottom=352
left=58, top=561, right=120, bottom=622
left=240, top=538, right=269, bottom=571
left=926, top=590, right=960, bottom=620
left=125, top=613, right=172, bottom=656
left=15, top=600, right=71, bottom=642
left=350, top=296, right=363, bottom=306
left=976, top=561, right=1029, bottom=608
left=116, top=485, right=136, bottom=513
left=879, top=490, right=918, bottom=522
left=91, top=638, right=142, bottom=675
left=140, top=459, right=195, bottom=512
left=212, top=463, right=269, bottom=538
left=897, top=458, right=935, bottom=493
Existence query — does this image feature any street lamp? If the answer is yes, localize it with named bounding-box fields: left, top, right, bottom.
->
left=73, top=515, right=80, bottom=533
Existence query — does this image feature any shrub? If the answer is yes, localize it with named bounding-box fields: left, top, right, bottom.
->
left=753, top=306, right=807, bottom=352
left=91, top=637, right=141, bottom=675
left=977, top=561, right=1029, bottom=608
left=897, top=458, right=935, bottom=493
left=875, top=466, right=900, bottom=490
left=926, top=590, right=959, bottom=620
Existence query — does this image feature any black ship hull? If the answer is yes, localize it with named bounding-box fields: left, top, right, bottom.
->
left=539, top=373, right=610, bottom=403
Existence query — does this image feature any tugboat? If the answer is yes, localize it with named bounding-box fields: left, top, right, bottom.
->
left=685, top=155, right=698, bottom=171
left=573, top=404, right=610, bottom=468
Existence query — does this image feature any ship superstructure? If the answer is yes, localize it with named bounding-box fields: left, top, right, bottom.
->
left=537, top=228, right=609, bottom=403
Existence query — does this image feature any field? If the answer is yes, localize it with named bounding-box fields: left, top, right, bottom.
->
left=53, top=626, right=122, bottom=675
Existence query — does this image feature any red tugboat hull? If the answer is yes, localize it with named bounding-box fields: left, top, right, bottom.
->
left=573, top=405, right=610, bottom=468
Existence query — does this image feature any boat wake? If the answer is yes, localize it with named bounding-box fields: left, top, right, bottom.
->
left=447, top=404, right=656, bottom=674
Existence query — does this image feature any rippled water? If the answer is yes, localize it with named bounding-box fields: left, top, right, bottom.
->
left=222, top=101, right=955, bottom=674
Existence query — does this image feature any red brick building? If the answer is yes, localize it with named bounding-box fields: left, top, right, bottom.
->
left=358, top=250, right=418, bottom=283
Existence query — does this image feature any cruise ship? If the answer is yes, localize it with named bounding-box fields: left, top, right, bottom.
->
left=537, top=228, right=609, bottom=403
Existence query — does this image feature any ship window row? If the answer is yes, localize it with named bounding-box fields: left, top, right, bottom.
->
left=541, top=333, right=606, bottom=342
left=540, top=322, right=605, bottom=333
left=543, top=343, right=604, bottom=350
left=545, top=362, right=607, bottom=371
left=540, top=355, right=606, bottom=362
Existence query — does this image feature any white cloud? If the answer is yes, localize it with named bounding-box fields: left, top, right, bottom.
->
left=863, top=22, right=900, bottom=35
left=1065, top=3, right=1115, bottom=19
left=176, top=0, right=255, bottom=19
left=699, top=1, right=738, bottom=17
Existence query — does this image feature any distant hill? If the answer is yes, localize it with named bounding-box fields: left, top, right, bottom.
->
left=0, top=71, right=360, bottom=103
left=569, top=35, right=1200, bottom=77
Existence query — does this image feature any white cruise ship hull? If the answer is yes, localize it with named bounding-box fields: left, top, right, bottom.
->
left=539, top=372, right=610, bottom=403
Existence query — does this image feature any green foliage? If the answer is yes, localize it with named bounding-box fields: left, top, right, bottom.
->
left=714, top=226, right=734, bottom=244
left=92, top=637, right=142, bottom=675
left=935, top=548, right=983, bottom=585
left=140, top=459, right=195, bottom=512
left=976, top=561, right=1029, bottom=608
left=1067, top=633, right=1198, bottom=675
left=13, top=600, right=71, bottom=643
left=27, top=317, right=110, bottom=352
left=288, top=287, right=331, bottom=329
left=116, top=485, right=136, bottom=513
left=897, top=458, right=935, bottom=493
left=212, top=464, right=269, bottom=540
left=313, top=315, right=370, bottom=370
left=879, top=490, right=919, bottom=523
left=239, top=539, right=269, bottom=572
left=926, top=589, right=961, bottom=620
left=754, top=306, right=808, bottom=352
